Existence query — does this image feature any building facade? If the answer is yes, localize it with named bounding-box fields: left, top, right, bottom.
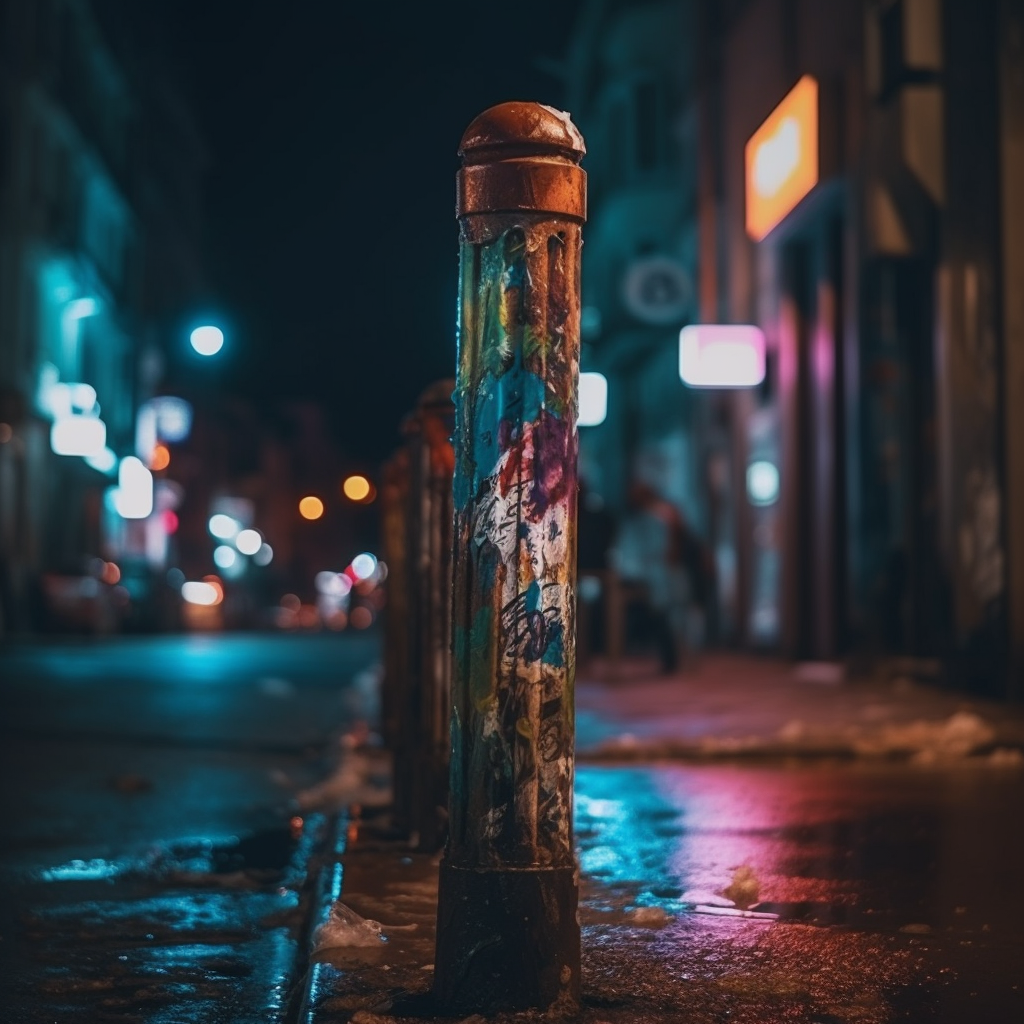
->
left=0, top=0, right=206, bottom=634
left=566, top=0, right=1024, bottom=695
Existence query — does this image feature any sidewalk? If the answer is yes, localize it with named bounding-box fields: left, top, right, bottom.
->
left=295, top=654, right=1024, bottom=1023
left=575, top=652, right=1024, bottom=764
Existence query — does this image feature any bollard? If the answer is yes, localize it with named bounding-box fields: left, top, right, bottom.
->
left=434, top=102, right=586, bottom=1014
left=400, top=380, right=456, bottom=851
left=380, top=448, right=411, bottom=757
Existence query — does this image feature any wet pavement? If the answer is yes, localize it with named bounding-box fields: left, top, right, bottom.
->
left=306, top=761, right=1024, bottom=1023
left=4, top=638, right=1024, bottom=1022
left=0, top=633, right=379, bottom=1023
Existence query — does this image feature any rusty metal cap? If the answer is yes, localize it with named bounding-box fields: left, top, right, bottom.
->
left=457, top=102, right=586, bottom=221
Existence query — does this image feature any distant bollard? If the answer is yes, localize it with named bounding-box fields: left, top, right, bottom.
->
left=434, top=102, right=586, bottom=1014
left=403, top=380, right=456, bottom=851
left=380, top=447, right=411, bottom=755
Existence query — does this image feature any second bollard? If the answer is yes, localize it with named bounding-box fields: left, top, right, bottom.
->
left=401, top=380, right=456, bottom=851
left=434, top=102, right=587, bottom=1014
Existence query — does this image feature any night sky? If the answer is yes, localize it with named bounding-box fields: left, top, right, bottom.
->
left=156, top=2, right=584, bottom=465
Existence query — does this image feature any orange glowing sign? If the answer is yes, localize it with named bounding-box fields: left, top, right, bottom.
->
left=745, top=75, right=819, bottom=241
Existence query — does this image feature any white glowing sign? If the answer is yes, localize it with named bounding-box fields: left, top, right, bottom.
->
left=51, top=415, right=106, bottom=457
left=114, top=456, right=154, bottom=519
left=679, top=325, right=766, bottom=388
left=578, top=372, right=608, bottom=427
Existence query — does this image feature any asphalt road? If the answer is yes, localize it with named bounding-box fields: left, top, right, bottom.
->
left=0, top=631, right=380, bottom=1024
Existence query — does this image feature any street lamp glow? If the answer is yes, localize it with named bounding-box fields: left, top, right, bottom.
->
left=235, top=528, right=262, bottom=555
left=190, top=325, right=224, bottom=356
left=208, top=513, right=240, bottom=540
left=299, top=495, right=324, bottom=520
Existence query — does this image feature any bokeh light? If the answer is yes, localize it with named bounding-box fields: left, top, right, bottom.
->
left=299, top=495, right=324, bottom=520
left=190, top=325, right=224, bottom=356
left=150, top=444, right=170, bottom=471
left=213, top=545, right=237, bottom=569
left=182, top=581, right=221, bottom=606
left=208, top=513, right=240, bottom=540
left=254, top=543, right=274, bottom=566
left=350, top=606, right=373, bottom=629
left=350, top=552, right=378, bottom=581
left=343, top=474, right=372, bottom=502
left=235, top=528, right=262, bottom=555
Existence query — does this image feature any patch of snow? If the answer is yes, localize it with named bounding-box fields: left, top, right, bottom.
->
left=853, top=711, right=995, bottom=760
left=987, top=747, right=1024, bottom=767
left=297, top=747, right=391, bottom=812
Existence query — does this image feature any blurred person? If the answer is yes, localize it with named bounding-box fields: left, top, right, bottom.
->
left=577, top=479, right=617, bottom=662
left=612, top=481, right=709, bottom=673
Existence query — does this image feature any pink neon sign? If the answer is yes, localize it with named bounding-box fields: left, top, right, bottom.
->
left=678, top=324, right=766, bottom=388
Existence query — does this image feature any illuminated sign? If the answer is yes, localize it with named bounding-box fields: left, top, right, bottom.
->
left=578, top=372, right=608, bottom=427
left=745, top=76, right=818, bottom=241
left=51, top=414, right=106, bottom=457
left=679, top=325, right=766, bottom=388
left=114, top=456, right=154, bottom=519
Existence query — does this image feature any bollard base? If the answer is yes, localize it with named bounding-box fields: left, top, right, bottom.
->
left=433, top=860, right=580, bottom=1015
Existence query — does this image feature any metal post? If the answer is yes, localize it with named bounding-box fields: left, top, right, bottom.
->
left=380, top=448, right=410, bottom=760
left=406, top=380, right=456, bottom=850
left=434, top=102, right=586, bottom=1014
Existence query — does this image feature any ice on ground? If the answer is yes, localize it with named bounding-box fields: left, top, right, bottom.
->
left=723, top=865, right=761, bottom=908
left=692, top=905, right=779, bottom=921
left=297, top=723, right=392, bottom=812
left=313, top=902, right=387, bottom=951
left=626, top=906, right=673, bottom=927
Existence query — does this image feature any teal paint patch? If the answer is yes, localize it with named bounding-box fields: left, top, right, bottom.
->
left=468, top=604, right=494, bottom=709
left=542, top=619, right=565, bottom=668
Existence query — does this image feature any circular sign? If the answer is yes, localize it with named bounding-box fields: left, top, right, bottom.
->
left=622, top=256, right=692, bottom=326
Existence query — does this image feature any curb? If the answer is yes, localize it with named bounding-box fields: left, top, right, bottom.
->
left=578, top=740, right=1024, bottom=765
left=292, top=809, right=349, bottom=1024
